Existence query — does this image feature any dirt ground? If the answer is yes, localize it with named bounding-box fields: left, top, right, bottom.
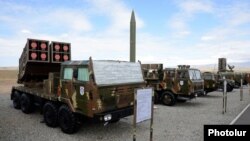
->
left=0, top=70, right=18, bottom=94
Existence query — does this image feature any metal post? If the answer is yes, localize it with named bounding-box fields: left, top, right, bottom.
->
left=249, top=83, right=250, bottom=96
left=150, top=91, right=154, bottom=141
left=225, top=80, right=227, bottom=113
left=240, top=79, right=243, bottom=101
left=133, top=92, right=137, bottom=141
left=223, top=78, right=227, bottom=114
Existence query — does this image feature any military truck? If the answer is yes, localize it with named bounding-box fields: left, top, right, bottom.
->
left=11, top=39, right=145, bottom=134
left=142, top=64, right=204, bottom=106
left=217, top=58, right=248, bottom=88
left=202, top=72, right=234, bottom=94
left=218, top=72, right=248, bottom=88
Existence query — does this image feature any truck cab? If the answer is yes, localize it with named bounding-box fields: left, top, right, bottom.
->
left=202, top=72, right=218, bottom=94
left=203, top=72, right=234, bottom=94
left=162, top=66, right=204, bottom=97
left=143, top=64, right=204, bottom=106
left=59, top=60, right=145, bottom=120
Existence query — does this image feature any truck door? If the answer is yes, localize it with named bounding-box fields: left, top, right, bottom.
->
left=178, top=70, right=190, bottom=94
left=61, top=67, right=90, bottom=115
left=71, top=67, right=91, bottom=116
left=61, top=67, right=74, bottom=99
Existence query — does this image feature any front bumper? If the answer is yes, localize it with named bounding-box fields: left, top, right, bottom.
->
left=94, top=106, right=133, bottom=122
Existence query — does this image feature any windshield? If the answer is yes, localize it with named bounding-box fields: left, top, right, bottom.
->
left=203, top=73, right=215, bottom=80
left=189, top=70, right=202, bottom=80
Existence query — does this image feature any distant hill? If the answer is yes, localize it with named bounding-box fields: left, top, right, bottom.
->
left=1, top=61, right=250, bottom=72
left=193, top=62, right=250, bottom=73
left=0, top=67, right=18, bottom=70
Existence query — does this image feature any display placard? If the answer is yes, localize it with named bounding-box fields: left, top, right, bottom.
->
left=136, top=88, right=153, bottom=123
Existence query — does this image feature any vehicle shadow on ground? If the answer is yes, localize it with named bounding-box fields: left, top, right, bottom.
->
left=76, top=118, right=133, bottom=139
left=174, top=100, right=205, bottom=107
left=198, top=94, right=222, bottom=99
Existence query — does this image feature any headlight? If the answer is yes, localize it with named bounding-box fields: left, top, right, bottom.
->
left=104, top=114, right=112, bottom=121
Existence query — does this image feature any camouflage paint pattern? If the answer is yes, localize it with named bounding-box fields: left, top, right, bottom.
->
left=57, top=59, right=145, bottom=117
left=142, top=64, right=204, bottom=98
left=13, top=58, right=145, bottom=119
left=203, top=72, right=235, bottom=93
left=202, top=72, right=218, bottom=93
left=218, top=72, right=248, bottom=87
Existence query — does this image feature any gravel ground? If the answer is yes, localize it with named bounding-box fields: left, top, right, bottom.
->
left=0, top=79, right=250, bottom=141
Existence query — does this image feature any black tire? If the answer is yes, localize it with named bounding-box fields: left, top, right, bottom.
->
left=234, top=82, right=240, bottom=88
left=58, top=105, right=78, bottom=134
left=43, top=102, right=58, bottom=127
left=20, top=94, right=33, bottom=114
left=162, top=92, right=176, bottom=106
left=12, top=91, right=21, bottom=109
left=227, top=84, right=233, bottom=92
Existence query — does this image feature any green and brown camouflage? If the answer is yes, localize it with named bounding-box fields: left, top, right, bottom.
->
left=142, top=64, right=204, bottom=106
left=11, top=39, right=146, bottom=133
left=202, top=72, right=234, bottom=94
left=57, top=59, right=145, bottom=119
left=218, top=72, right=248, bottom=88
left=202, top=72, right=218, bottom=94
left=12, top=58, right=145, bottom=122
left=217, top=61, right=249, bottom=88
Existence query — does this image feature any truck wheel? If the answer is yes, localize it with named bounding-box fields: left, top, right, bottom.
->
left=20, top=94, right=33, bottom=114
left=13, top=91, right=21, bottom=109
left=227, top=84, right=233, bottom=92
left=43, top=102, right=58, bottom=127
left=58, top=105, right=77, bottom=134
left=234, top=82, right=240, bottom=88
left=162, top=92, right=176, bottom=106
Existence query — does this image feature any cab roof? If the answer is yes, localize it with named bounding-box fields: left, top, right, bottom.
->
left=61, top=60, right=89, bottom=66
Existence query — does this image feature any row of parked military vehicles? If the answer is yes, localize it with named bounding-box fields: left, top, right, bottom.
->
left=10, top=39, right=250, bottom=134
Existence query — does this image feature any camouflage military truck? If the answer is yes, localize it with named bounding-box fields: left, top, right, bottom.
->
left=11, top=39, right=145, bottom=134
left=218, top=72, right=248, bottom=88
left=202, top=72, right=234, bottom=94
left=217, top=59, right=249, bottom=88
left=142, top=64, right=204, bottom=106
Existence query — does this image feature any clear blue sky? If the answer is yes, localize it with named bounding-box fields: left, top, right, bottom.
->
left=0, top=0, right=250, bottom=67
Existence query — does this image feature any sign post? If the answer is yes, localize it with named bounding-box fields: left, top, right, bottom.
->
left=133, top=88, right=154, bottom=141
left=240, top=79, right=243, bottom=101
left=222, top=78, right=227, bottom=114
left=249, top=83, right=250, bottom=96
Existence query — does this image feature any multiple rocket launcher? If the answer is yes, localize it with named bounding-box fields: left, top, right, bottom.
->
left=22, top=38, right=71, bottom=62
left=18, top=39, right=71, bottom=83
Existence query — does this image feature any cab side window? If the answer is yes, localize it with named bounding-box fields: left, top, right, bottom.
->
left=63, top=68, right=73, bottom=80
left=77, top=68, right=89, bottom=81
